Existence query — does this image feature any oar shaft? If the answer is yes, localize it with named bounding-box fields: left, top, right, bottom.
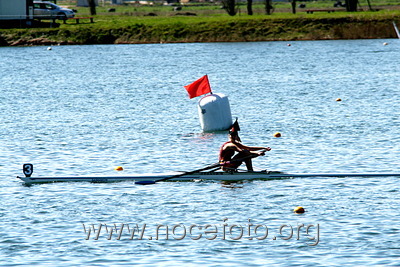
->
left=135, top=162, right=222, bottom=185
left=156, top=162, right=222, bottom=182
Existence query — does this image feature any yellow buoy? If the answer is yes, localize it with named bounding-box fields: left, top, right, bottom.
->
left=273, top=132, right=281, bottom=138
left=114, top=166, right=124, bottom=171
left=294, top=206, right=305, bottom=214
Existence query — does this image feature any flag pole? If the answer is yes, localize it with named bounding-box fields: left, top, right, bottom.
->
left=206, top=74, right=213, bottom=95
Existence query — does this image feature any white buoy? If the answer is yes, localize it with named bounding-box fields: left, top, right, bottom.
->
left=197, top=93, right=232, bottom=132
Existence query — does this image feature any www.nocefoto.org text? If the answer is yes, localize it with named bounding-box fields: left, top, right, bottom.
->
left=83, top=218, right=319, bottom=246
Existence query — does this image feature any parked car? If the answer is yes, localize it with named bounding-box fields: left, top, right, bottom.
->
left=33, top=1, right=75, bottom=20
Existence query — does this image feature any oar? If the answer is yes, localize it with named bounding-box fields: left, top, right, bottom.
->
left=135, top=150, right=267, bottom=185
left=135, top=162, right=222, bottom=185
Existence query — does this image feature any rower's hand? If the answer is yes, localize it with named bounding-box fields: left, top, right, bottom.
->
left=258, top=147, right=271, bottom=156
left=258, top=150, right=266, bottom=156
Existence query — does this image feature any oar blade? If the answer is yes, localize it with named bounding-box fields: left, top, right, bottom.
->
left=135, top=180, right=157, bottom=185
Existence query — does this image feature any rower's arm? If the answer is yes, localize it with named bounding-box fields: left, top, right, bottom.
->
left=236, top=143, right=271, bottom=152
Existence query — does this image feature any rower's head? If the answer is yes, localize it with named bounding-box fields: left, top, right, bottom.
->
left=229, top=129, right=241, bottom=143
left=229, top=118, right=241, bottom=142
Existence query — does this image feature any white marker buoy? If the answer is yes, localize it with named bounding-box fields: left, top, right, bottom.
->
left=198, top=93, right=232, bottom=132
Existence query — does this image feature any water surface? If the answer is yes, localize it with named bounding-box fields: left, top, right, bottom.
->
left=1, top=39, right=399, bottom=266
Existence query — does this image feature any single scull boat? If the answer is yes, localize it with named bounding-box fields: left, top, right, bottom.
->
left=16, top=164, right=400, bottom=184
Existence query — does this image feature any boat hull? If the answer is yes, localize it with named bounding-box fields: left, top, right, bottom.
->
left=17, top=171, right=282, bottom=184
left=17, top=171, right=400, bottom=184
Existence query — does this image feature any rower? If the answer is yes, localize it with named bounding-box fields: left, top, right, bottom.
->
left=219, top=120, right=271, bottom=172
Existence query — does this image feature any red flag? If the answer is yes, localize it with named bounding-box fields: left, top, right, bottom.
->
left=184, top=75, right=212, bottom=99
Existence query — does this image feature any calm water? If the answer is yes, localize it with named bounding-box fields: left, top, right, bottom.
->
left=1, top=39, right=400, bottom=266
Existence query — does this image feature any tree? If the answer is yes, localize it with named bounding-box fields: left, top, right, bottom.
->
left=222, top=0, right=238, bottom=16
left=247, top=0, right=253, bottom=15
left=291, top=0, right=297, bottom=14
left=265, top=0, right=272, bottom=15
left=87, top=0, right=96, bottom=15
left=345, top=0, right=358, bottom=11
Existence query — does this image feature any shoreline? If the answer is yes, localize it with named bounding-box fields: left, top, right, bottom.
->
left=1, top=16, right=399, bottom=46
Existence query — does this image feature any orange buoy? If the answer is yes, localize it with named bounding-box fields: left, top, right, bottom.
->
left=114, top=166, right=124, bottom=171
left=294, top=206, right=305, bottom=214
left=273, top=132, right=281, bottom=138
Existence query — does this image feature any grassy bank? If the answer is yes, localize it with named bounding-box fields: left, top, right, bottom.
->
left=1, top=3, right=400, bottom=46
